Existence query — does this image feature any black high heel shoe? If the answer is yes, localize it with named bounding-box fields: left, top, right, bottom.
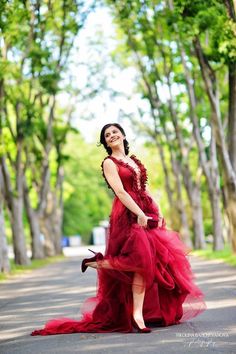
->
left=81, top=249, right=104, bottom=273
left=131, top=317, right=151, bottom=333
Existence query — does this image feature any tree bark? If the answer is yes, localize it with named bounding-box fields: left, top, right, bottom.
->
left=181, top=159, right=206, bottom=249
left=159, top=122, right=192, bottom=247
left=228, top=62, right=236, bottom=172
left=129, top=39, right=193, bottom=247
left=142, top=106, right=192, bottom=246
left=54, top=164, right=64, bottom=254
left=23, top=178, right=45, bottom=259
left=165, top=76, right=206, bottom=249
left=178, top=43, right=224, bottom=250
left=37, top=96, right=57, bottom=256
left=209, top=128, right=224, bottom=250
left=113, top=8, right=203, bottom=249
left=0, top=202, right=10, bottom=273
left=171, top=154, right=192, bottom=249
left=39, top=191, right=56, bottom=257
left=1, top=155, right=29, bottom=265
left=191, top=185, right=206, bottom=249
left=11, top=199, right=29, bottom=264
left=44, top=165, right=64, bottom=256
left=0, top=169, right=10, bottom=273
left=193, top=36, right=236, bottom=252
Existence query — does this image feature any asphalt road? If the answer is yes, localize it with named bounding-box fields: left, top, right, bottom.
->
left=0, top=248, right=235, bottom=354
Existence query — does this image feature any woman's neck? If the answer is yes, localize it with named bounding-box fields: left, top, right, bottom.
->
left=111, top=147, right=127, bottom=159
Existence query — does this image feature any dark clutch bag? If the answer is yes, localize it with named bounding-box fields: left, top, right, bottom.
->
left=146, top=213, right=159, bottom=229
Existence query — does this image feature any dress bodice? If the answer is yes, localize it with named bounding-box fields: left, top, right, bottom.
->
left=101, top=154, right=148, bottom=193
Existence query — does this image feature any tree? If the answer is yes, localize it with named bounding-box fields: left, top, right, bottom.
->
left=108, top=0, right=206, bottom=248
left=174, top=0, right=236, bottom=251
left=0, top=0, right=95, bottom=266
left=0, top=166, right=10, bottom=273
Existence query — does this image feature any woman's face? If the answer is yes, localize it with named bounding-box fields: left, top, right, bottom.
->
left=104, top=125, right=124, bottom=150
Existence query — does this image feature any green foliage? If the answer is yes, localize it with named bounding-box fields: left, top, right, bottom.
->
left=174, top=0, right=236, bottom=63
left=191, top=243, right=236, bottom=267
left=1, top=0, right=234, bottom=266
left=62, top=132, right=112, bottom=243
left=0, top=0, right=96, bottom=265
left=104, top=0, right=234, bottom=250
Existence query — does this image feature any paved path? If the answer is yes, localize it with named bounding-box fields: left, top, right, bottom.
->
left=0, top=248, right=235, bottom=354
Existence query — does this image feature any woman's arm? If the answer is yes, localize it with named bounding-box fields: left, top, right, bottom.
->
left=103, top=158, right=150, bottom=227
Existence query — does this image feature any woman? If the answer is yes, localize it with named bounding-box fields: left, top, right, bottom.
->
left=31, top=123, right=206, bottom=336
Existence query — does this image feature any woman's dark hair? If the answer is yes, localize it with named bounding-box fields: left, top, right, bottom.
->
left=99, top=123, right=129, bottom=155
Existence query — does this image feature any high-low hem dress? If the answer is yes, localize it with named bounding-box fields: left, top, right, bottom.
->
left=31, top=154, right=207, bottom=335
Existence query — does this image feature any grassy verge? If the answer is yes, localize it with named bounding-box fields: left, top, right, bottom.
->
left=0, top=254, right=65, bottom=282
left=191, top=243, right=236, bottom=267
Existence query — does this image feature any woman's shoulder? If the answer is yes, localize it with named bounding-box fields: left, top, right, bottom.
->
left=101, top=156, right=116, bottom=169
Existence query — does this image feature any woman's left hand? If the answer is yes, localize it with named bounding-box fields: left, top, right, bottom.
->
left=137, top=213, right=152, bottom=228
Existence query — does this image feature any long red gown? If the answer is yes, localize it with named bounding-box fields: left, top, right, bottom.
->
left=31, top=154, right=207, bottom=335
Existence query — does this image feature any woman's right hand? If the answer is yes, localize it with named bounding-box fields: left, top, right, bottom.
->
left=137, top=213, right=152, bottom=228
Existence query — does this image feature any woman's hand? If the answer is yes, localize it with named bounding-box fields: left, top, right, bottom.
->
left=137, top=213, right=152, bottom=228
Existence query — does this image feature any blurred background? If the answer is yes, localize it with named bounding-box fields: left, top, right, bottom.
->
left=0, top=0, right=236, bottom=275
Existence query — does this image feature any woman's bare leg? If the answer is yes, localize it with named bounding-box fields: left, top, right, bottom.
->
left=132, top=272, right=146, bottom=328
left=85, top=262, right=146, bottom=327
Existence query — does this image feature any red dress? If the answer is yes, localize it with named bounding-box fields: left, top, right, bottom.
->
left=31, top=154, right=207, bottom=335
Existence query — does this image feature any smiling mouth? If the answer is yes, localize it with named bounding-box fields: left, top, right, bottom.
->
left=110, top=137, right=119, bottom=143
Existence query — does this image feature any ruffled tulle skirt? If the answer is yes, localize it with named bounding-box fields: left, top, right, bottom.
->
left=31, top=193, right=207, bottom=336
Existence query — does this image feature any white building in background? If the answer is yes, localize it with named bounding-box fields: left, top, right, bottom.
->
left=92, top=220, right=109, bottom=245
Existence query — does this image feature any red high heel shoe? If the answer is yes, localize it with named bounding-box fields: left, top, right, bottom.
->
left=131, top=317, right=151, bottom=333
left=81, top=249, right=104, bottom=273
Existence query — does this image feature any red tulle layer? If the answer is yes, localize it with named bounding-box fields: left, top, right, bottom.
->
left=31, top=202, right=206, bottom=336
left=31, top=156, right=206, bottom=336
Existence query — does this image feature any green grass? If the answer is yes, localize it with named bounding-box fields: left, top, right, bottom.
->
left=0, top=254, right=65, bottom=282
left=191, top=243, right=236, bottom=267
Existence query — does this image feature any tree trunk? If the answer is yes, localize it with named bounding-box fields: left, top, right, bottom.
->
left=138, top=57, right=193, bottom=246
left=53, top=164, right=64, bottom=255
left=191, top=186, right=206, bottom=249
left=23, top=179, right=45, bottom=259
left=193, top=37, right=236, bottom=252
left=228, top=63, right=236, bottom=172
left=178, top=43, right=224, bottom=249
left=1, top=156, right=29, bottom=265
left=209, top=128, right=224, bottom=250
left=11, top=198, right=29, bottom=264
left=52, top=202, right=63, bottom=255
left=180, top=156, right=206, bottom=250
left=153, top=137, right=178, bottom=230
left=226, top=196, right=236, bottom=252
left=209, top=191, right=224, bottom=250
left=172, top=157, right=192, bottom=249
left=37, top=96, right=59, bottom=256
left=39, top=193, right=62, bottom=257
left=165, top=83, right=206, bottom=249
left=0, top=172, right=10, bottom=273
left=152, top=115, right=192, bottom=246
left=40, top=206, right=62, bottom=256
left=126, top=24, right=202, bottom=249
left=155, top=138, right=174, bottom=209
left=159, top=125, right=192, bottom=247
left=39, top=191, right=56, bottom=257
left=0, top=205, right=10, bottom=273
left=227, top=62, right=236, bottom=252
